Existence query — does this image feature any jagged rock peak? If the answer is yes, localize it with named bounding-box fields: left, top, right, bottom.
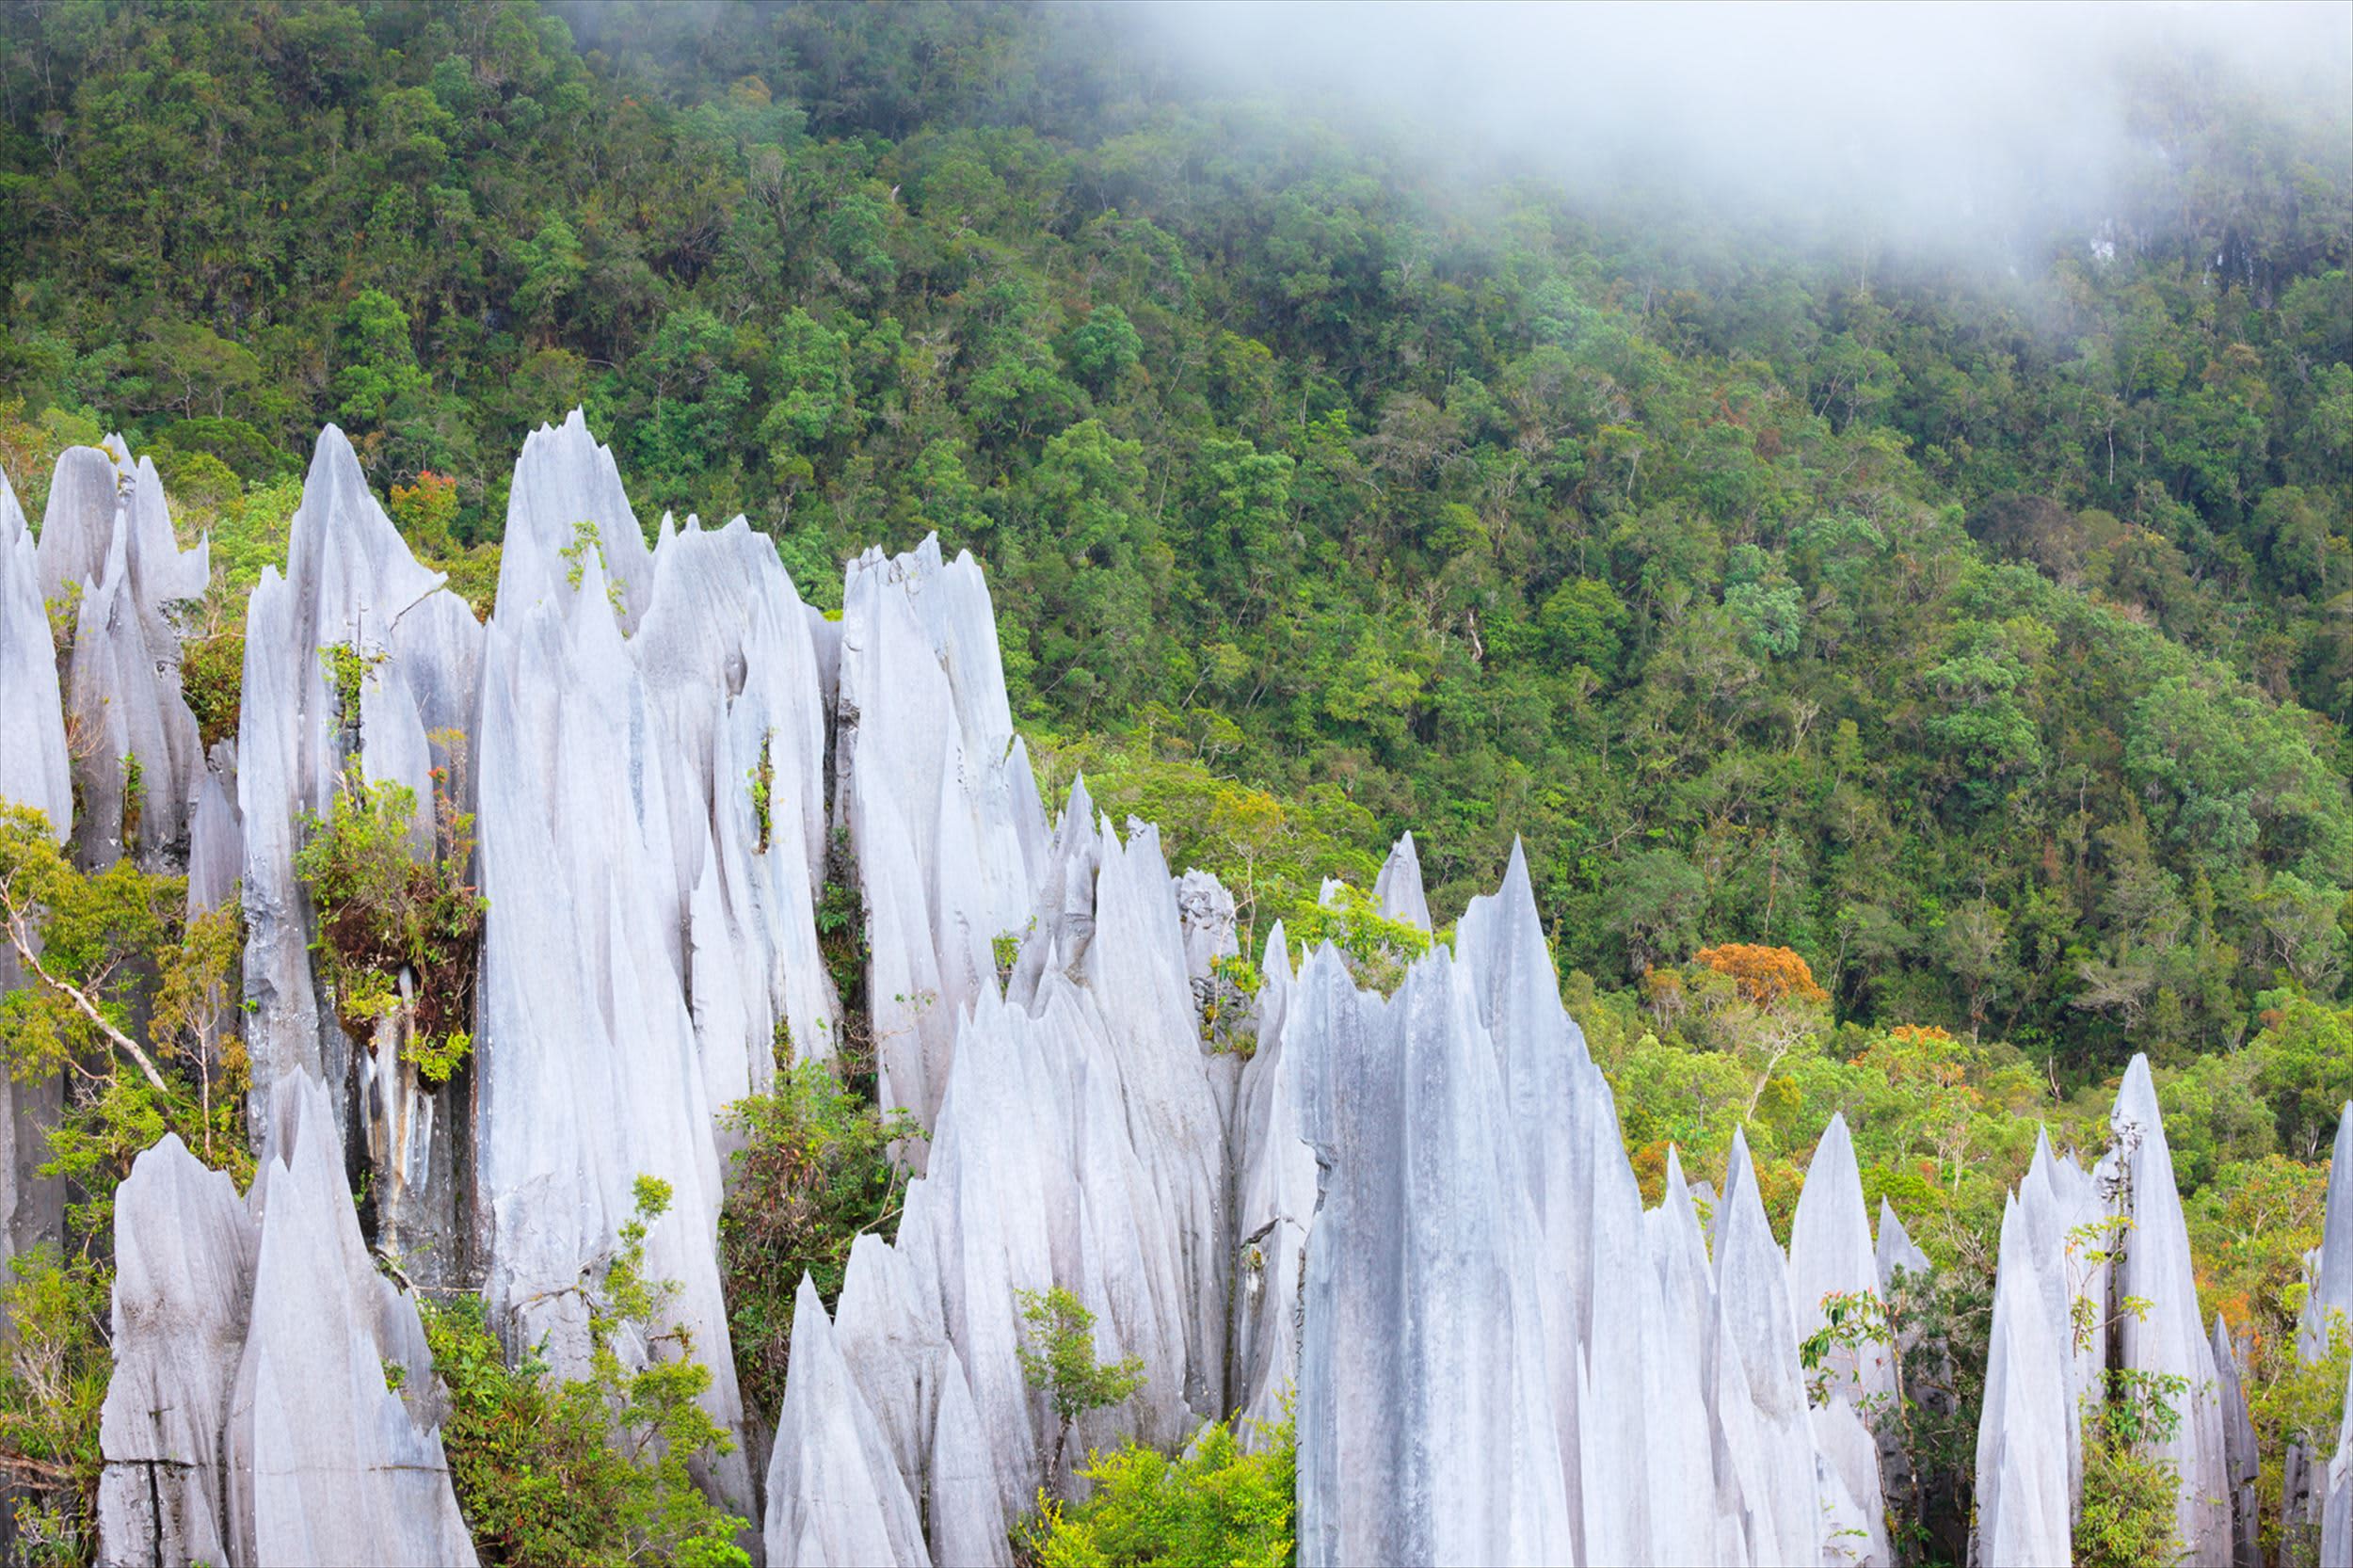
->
left=1876, top=1196, right=1931, bottom=1295
left=497, top=407, right=655, bottom=632
left=2106, top=1053, right=2233, bottom=1566
left=0, top=465, right=70, bottom=837
left=96, top=1076, right=475, bottom=1568
left=1372, top=830, right=1431, bottom=931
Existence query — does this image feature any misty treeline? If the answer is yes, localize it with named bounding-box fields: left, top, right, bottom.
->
left=0, top=0, right=2347, bottom=1523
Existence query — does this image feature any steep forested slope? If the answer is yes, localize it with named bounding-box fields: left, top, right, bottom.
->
left=3, top=3, right=2345, bottom=1080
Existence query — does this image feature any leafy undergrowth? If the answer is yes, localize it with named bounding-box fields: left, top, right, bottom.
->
left=0, top=805, right=254, bottom=1566
left=424, top=1177, right=748, bottom=1568
left=717, top=1059, right=912, bottom=1421
left=295, top=772, right=486, bottom=1084
left=1016, top=1413, right=1297, bottom=1568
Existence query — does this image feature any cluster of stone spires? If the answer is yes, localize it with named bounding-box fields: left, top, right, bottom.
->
left=1, top=416, right=2348, bottom=1568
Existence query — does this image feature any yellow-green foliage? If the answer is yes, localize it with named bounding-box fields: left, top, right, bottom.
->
left=180, top=624, right=244, bottom=751
left=1018, top=1286, right=1146, bottom=1480
left=424, top=1178, right=749, bottom=1568
left=0, top=1247, right=110, bottom=1568
left=1032, top=731, right=1381, bottom=952
left=716, top=1061, right=912, bottom=1422
left=0, top=807, right=252, bottom=1564
left=1017, top=1413, right=1296, bottom=1568
left=294, top=775, right=486, bottom=1083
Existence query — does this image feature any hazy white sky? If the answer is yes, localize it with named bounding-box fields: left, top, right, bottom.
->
left=1124, top=1, right=2353, bottom=247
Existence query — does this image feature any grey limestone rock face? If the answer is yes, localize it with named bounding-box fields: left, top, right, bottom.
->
left=1174, top=867, right=1238, bottom=983
left=2213, top=1314, right=2261, bottom=1568
left=471, top=420, right=843, bottom=1526
left=1710, top=1129, right=1827, bottom=1568
left=1973, top=1057, right=2247, bottom=1566
left=2300, top=1105, right=2353, bottom=1560
left=0, top=466, right=72, bottom=1272
left=234, top=426, right=480, bottom=1276
left=2326, top=1351, right=2353, bottom=1568
left=1785, top=1114, right=1893, bottom=1567
left=473, top=531, right=744, bottom=1516
left=1371, top=830, right=1431, bottom=931
left=1875, top=1196, right=1930, bottom=1297
left=497, top=409, right=657, bottom=633
left=2308, top=1108, right=2353, bottom=1364
left=97, top=1076, right=474, bottom=1568
left=2104, top=1055, right=2232, bottom=1567
left=1292, top=943, right=1576, bottom=1568
left=0, top=467, right=70, bottom=836
left=762, top=1277, right=930, bottom=1568
left=1974, top=1192, right=2074, bottom=1568
left=833, top=537, right=1045, bottom=1147
left=93, top=1136, right=253, bottom=1568
left=1228, top=922, right=1312, bottom=1447
left=38, top=442, right=209, bottom=873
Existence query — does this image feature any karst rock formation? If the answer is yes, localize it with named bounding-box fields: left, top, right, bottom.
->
left=1, top=416, right=2346, bottom=1567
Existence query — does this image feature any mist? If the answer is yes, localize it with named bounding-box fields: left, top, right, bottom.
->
left=1122, top=1, right=2352, bottom=260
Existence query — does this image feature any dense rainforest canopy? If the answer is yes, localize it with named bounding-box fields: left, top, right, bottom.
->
left=0, top=3, right=2350, bottom=1564
left=4, top=0, right=2348, bottom=1076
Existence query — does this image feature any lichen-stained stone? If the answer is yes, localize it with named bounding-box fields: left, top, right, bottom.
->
left=2104, top=1055, right=2232, bottom=1567
left=762, top=1277, right=930, bottom=1568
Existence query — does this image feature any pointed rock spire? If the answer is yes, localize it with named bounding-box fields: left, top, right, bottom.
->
left=1372, top=830, right=1431, bottom=931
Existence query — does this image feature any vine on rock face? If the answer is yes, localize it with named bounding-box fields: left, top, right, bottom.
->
left=294, top=767, right=486, bottom=1086
left=748, top=733, right=775, bottom=856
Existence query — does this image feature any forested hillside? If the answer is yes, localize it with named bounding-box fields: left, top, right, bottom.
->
left=3, top=1, right=2346, bottom=1065
left=0, top=6, right=2348, bottom=1559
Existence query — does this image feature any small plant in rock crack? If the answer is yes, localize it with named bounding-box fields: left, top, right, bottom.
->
left=747, top=732, right=775, bottom=855
left=1016, top=1285, right=1146, bottom=1485
left=320, top=640, right=388, bottom=735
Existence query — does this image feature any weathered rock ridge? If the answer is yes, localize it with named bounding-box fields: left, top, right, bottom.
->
left=0, top=418, right=2314, bottom=1566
